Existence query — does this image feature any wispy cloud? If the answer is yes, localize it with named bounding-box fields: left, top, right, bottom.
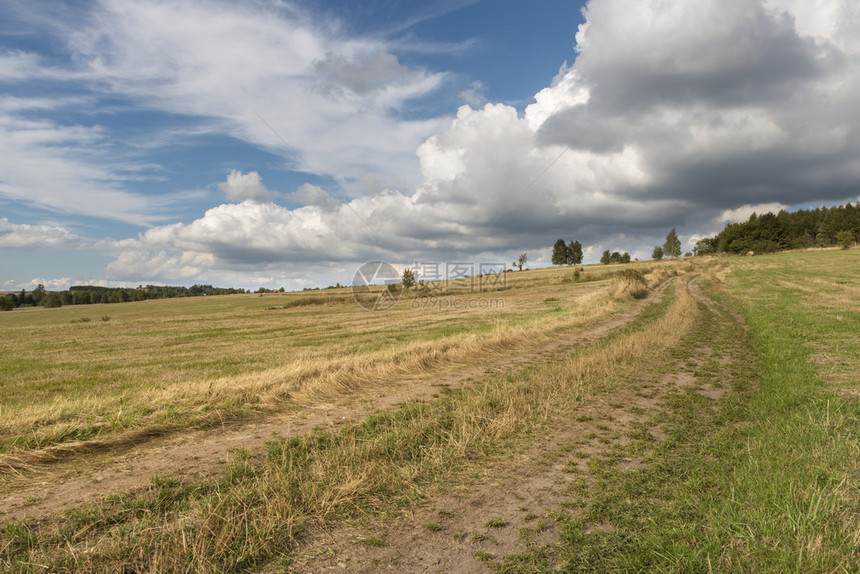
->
left=61, top=0, right=449, bottom=188
left=458, top=80, right=486, bottom=106
left=0, top=110, right=172, bottom=225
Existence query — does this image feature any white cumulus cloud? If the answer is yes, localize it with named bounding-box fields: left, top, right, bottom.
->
left=218, top=170, right=276, bottom=203
left=0, top=218, right=83, bottom=249
left=288, top=183, right=339, bottom=211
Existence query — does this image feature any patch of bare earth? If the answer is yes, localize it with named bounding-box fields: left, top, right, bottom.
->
left=280, top=277, right=742, bottom=573
left=0, top=282, right=674, bottom=524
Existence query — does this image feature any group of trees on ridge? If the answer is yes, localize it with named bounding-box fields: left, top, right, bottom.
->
left=600, top=250, right=632, bottom=264
left=0, top=284, right=247, bottom=311
left=652, top=228, right=682, bottom=260
left=707, top=203, right=859, bottom=254
left=552, top=229, right=681, bottom=267
left=549, top=203, right=858, bottom=267
left=551, top=239, right=584, bottom=266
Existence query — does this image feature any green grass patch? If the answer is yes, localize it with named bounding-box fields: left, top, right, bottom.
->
left=499, top=250, right=860, bottom=572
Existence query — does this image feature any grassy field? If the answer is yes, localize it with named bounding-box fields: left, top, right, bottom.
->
left=1, top=250, right=858, bottom=572
left=0, top=261, right=674, bottom=457
left=499, top=249, right=860, bottom=572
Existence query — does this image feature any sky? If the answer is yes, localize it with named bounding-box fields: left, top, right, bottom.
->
left=1, top=0, right=859, bottom=291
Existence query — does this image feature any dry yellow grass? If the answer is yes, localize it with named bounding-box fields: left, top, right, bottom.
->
left=1, top=271, right=702, bottom=571
left=0, top=259, right=689, bottom=457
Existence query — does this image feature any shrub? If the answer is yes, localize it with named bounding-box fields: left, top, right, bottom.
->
left=611, top=269, right=649, bottom=300
left=627, top=281, right=649, bottom=299
left=615, top=269, right=645, bottom=282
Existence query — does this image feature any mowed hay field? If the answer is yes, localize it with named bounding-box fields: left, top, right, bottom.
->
left=1, top=250, right=858, bottom=572
left=0, top=261, right=681, bottom=458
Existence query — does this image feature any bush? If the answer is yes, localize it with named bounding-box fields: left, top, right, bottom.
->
left=611, top=269, right=649, bottom=300
left=614, top=269, right=645, bottom=282
left=627, top=282, right=649, bottom=299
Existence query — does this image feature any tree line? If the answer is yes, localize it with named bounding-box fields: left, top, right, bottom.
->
left=703, top=203, right=860, bottom=255
left=548, top=201, right=859, bottom=268
left=0, top=284, right=247, bottom=311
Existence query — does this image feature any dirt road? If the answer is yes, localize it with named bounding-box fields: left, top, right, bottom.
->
left=287, top=274, right=742, bottom=573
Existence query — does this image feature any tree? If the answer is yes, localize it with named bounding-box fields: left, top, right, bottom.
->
left=693, top=237, right=717, bottom=256
left=568, top=240, right=583, bottom=265
left=621, top=252, right=631, bottom=263
left=41, top=292, right=62, bottom=308
left=516, top=252, right=528, bottom=271
left=401, top=268, right=416, bottom=291
left=31, top=283, right=46, bottom=306
left=797, top=231, right=815, bottom=249
left=663, top=229, right=682, bottom=258
left=551, top=239, right=568, bottom=266
left=836, top=230, right=853, bottom=250
left=600, top=250, right=611, bottom=264
left=652, top=246, right=663, bottom=260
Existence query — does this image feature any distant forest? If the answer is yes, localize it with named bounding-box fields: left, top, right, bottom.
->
left=700, top=202, right=860, bottom=255
left=0, top=284, right=247, bottom=311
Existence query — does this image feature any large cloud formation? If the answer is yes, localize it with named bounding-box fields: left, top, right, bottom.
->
left=63, top=0, right=446, bottom=188
left=0, top=0, right=446, bottom=227
left=104, top=0, right=860, bottom=286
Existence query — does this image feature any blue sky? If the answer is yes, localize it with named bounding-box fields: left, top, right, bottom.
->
left=1, top=0, right=859, bottom=291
